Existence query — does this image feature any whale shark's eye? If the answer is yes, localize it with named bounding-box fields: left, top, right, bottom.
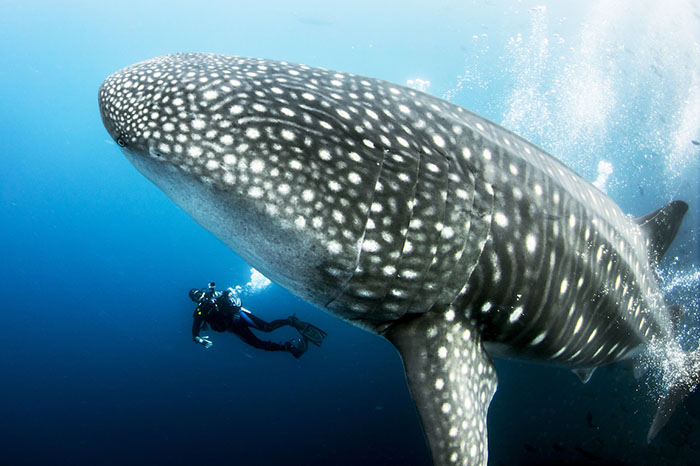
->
left=116, top=136, right=126, bottom=147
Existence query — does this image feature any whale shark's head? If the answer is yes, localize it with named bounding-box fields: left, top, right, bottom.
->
left=98, top=53, right=428, bottom=320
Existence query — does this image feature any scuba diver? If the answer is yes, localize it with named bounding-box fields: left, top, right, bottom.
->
left=189, top=282, right=327, bottom=359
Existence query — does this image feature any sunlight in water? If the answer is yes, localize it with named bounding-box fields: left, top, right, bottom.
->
left=234, top=268, right=272, bottom=296
left=248, top=268, right=272, bottom=292
left=592, top=160, right=613, bottom=193
left=441, top=0, right=700, bottom=196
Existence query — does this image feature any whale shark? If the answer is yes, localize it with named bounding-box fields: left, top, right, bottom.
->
left=99, top=53, right=696, bottom=465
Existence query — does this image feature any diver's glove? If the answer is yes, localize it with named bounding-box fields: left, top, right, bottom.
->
left=195, top=336, right=213, bottom=349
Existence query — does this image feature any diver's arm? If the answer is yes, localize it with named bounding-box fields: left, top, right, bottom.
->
left=192, top=305, right=213, bottom=348
left=192, top=306, right=204, bottom=340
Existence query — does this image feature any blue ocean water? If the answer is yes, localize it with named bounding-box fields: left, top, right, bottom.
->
left=1, top=1, right=699, bottom=465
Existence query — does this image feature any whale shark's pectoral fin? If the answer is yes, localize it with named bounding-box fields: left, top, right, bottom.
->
left=385, top=310, right=497, bottom=466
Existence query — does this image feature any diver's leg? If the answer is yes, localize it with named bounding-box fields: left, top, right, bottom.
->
left=231, top=322, right=288, bottom=352
left=244, top=312, right=289, bottom=332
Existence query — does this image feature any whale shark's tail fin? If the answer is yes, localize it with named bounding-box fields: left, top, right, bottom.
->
left=385, top=308, right=498, bottom=466
left=648, top=346, right=700, bottom=442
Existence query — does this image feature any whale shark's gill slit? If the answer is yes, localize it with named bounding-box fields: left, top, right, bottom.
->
left=368, top=150, right=431, bottom=318
left=433, top=156, right=477, bottom=308
left=363, top=149, right=422, bottom=319
left=327, top=147, right=425, bottom=320
left=439, top=151, right=495, bottom=316
left=454, top=177, right=496, bottom=314
left=404, top=149, right=455, bottom=314
left=324, top=148, right=389, bottom=312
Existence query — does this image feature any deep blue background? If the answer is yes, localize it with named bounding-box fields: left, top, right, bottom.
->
left=1, top=1, right=699, bottom=465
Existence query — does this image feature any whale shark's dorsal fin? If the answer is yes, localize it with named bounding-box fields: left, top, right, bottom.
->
left=385, top=309, right=497, bottom=466
left=635, top=200, right=688, bottom=265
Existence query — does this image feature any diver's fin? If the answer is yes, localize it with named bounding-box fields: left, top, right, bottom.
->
left=648, top=347, right=700, bottom=442
left=285, top=337, right=308, bottom=359
left=635, top=200, right=688, bottom=265
left=572, top=367, right=596, bottom=384
left=289, top=315, right=328, bottom=347
left=385, top=309, right=498, bottom=466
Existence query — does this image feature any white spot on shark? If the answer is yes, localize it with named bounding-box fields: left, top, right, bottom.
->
left=509, top=306, right=523, bottom=323
left=531, top=332, right=546, bottom=345
left=362, top=240, right=380, bottom=252
left=494, top=212, right=509, bottom=228
left=319, top=149, right=332, bottom=161
left=248, top=186, right=264, bottom=198
left=250, top=159, right=265, bottom=173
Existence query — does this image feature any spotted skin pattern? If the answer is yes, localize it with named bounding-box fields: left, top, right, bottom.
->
left=99, top=54, right=685, bottom=465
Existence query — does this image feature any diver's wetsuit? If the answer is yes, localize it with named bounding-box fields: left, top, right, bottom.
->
left=191, top=289, right=290, bottom=352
